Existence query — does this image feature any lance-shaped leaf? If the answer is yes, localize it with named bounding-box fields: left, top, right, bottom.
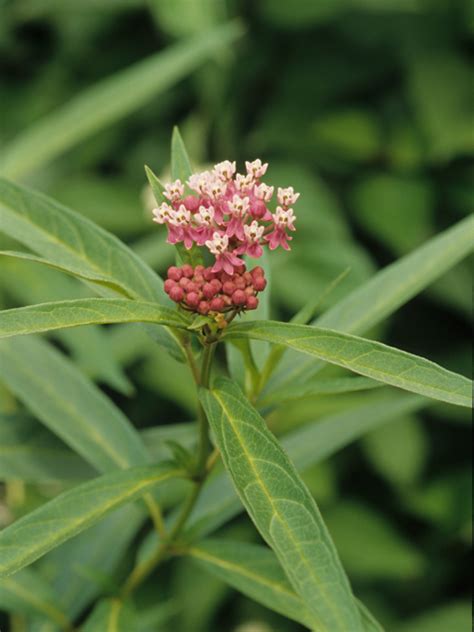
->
left=81, top=598, right=136, bottom=632
left=188, top=539, right=313, bottom=627
left=273, top=215, right=474, bottom=386
left=0, top=178, right=184, bottom=360
left=189, top=539, right=384, bottom=632
left=200, top=378, right=363, bottom=631
left=0, top=335, right=149, bottom=472
left=226, top=321, right=472, bottom=407
left=258, top=376, right=381, bottom=407
left=0, top=412, right=94, bottom=482
left=0, top=298, right=187, bottom=339
left=0, top=464, right=181, bottom=577
left=0, top=22, right=243, bottom=178
left=182, top=391, right=424, bottom=541
left=0, top=568, right=71, bottom=628
left=0, top=256, right=132, bottom=394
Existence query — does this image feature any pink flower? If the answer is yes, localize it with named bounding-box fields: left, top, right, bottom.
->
left=242, top=221, right=264, bottom=258
left=192, top=205, right=215, bottom=245
left=245, top=159, right=268, bottom=179
left=277, top=187, right=300, bottom=208
left=265, top=207, right=296, bottom=251
left=254, top=183, right=274, bottom=202
left=213, top=160, right=236, bottom=181
left=205, top=231, right=243, bottom=274
left=152, top=202, right=174, bottom=224
left=163, top=179, right=184, bottom=202
left=153, top=159, right=299, bottom=272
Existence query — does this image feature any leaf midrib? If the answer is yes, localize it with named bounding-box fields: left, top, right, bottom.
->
left=212, top=389, right=350, bottom=631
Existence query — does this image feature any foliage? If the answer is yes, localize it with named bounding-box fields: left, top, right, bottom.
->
left=0, top=2, right=472, bottom=631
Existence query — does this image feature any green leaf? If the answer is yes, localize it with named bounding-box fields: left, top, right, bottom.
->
left=188, top=539, right=313, bottom=627
left=394, top=601, right=472, bottom=632
left=0, top=568, right=71, bottom=628
left=0, top=412, right=95, bottom=482
left=0, top=22, right=243, bottom=178
left=362, top=415, right=428, bottom=487
left=226, top=321, right=472, bottom=407
left=189, top=539, right=384, bottom=632
left=169, top=126, right=205, bottom=267
left=273, top=216, right=474, bottom=386
left=0, top=178, right=185, bottom=360
left=200, top=378, right=363, bottom=632
left=0, top=298, right=187, bottom=339
left=40, top=505, right=146, bottom=621
left=0, top=464, right=181, bottom=577
left=182, top=392, right=425, bottom=542
left=259, top=376, right=381, bottom=407
left=0, top=256, right=132, bottom=394
left=324, top=501, right=425, bottom=580
left=144, top=165, right=167, bottom=207
left=0, top=335, right=150, bottom=472
left=81, top=598, right=136, bottom=632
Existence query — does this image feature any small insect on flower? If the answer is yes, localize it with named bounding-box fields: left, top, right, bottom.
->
left=153, top=158, right=299, bottom=316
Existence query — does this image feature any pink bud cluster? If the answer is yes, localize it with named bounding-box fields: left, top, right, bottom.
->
left=164, top=264, right=267, bottom=315
left=153, top=160, right=299, bottom=275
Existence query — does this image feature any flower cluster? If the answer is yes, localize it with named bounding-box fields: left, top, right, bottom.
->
left=164, top=264, right=267, bottom=315
left=153, top=159, right=299, bottom=276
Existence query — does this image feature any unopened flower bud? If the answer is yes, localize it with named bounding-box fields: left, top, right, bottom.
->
left=253, top=276, right=267, bottom=292
left=182, top=264, right=194, bottom=278
left=203, top=283, right=217, bottom=299
left=167, top=266, right=182, bottom=281
left=185, top=292, right=200, bottom=308
left=169, top=286, right=184, bottom=302
left=164, top=279, right=175, bottom=293
left=223, top=281, right=235, bottom=296
left=210, top=297, right=225, bottom=311
left=198, top=301, right=210, bottom=315
left=232, top=289, right=247, bottom=305
left=246, top=296, right=259, bottom=310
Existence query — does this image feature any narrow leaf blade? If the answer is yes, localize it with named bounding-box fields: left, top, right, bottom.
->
left=200, top=378, right=363, bottom=631
left=274, top=216, right=474, bottom=386
left=188, top=539, right=313, bottom=627
left=0, top=298, right=186, bottom=339
left=0, top=178, right=184, bottom=360
left=0, top=464, right=180, bottom=577
left=227, top=321, right=472, bottom=407
left=0, top=336, right=149, bottom=472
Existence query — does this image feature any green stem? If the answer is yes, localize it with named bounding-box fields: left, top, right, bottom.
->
left=196, top=342, right=216, bottom=474
left=119, top=339, right=217, bottom=600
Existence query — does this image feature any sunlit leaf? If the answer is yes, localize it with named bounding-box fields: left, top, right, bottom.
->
left=227, top=320, right=472, bottom=407
left=183, top=391, right=425, bottom=539
left=200, top=378, right=363, bottom=631
left=0, top=177, right=184, bottom=360
left=272, top=216, right=474, bottom=386
left=0, top=298, right=187, bottom=339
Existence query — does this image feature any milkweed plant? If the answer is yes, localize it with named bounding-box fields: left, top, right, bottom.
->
left=0, top=128, right=472, bottom=631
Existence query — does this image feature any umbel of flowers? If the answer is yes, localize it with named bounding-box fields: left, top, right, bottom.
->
left=153, top=159, right=298, bottom=317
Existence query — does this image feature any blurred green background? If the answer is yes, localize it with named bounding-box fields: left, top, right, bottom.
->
left=0, top=0, right=472, bottom=630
